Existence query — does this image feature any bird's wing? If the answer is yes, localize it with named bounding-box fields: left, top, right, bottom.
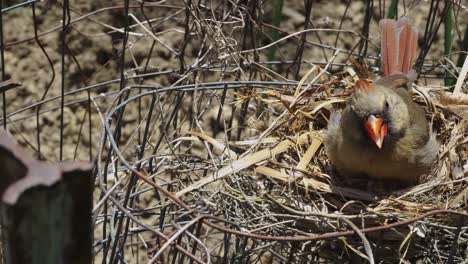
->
left=327, top=110, right=342, bottom=135
left=414, top=132, right=439, bottom=166
left=394, top=86, right=414, bottom=105
left=375, top=73, right=410, bottom=89
left=392, top=87, right=432, bottom=160
left=324, top=110, right=343, bottom=160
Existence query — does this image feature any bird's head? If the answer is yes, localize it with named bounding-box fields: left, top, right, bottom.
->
left=348, top=80, right=409, bottom=149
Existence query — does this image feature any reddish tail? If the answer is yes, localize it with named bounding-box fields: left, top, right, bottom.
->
left=380, top=18, right=418, bottom=76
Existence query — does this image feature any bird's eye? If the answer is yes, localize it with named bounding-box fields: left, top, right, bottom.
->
left=384, top=101, right=389, bottom=109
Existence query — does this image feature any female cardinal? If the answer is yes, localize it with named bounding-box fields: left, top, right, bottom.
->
left=324, top=18, right=438, bottom=185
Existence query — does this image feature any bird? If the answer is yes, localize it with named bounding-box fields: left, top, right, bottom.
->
left=324, top=18, right=439, bottom=185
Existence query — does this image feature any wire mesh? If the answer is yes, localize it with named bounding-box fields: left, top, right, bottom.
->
left=0, top=0, right=466, bottom=263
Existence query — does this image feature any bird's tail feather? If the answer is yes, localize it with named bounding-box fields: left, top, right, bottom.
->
left=380, top=18, right=418, bottom=76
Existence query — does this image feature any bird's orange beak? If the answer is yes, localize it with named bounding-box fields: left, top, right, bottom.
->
left=365, top=115, right=388, bottom=149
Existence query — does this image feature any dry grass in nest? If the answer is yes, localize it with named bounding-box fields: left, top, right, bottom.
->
left=175, top=66, right=467, bottom=261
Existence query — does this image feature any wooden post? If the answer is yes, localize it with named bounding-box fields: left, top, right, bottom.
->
left=0, top=130, right=92, bottom=264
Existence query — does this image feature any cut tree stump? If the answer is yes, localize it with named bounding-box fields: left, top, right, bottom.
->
left=0, top=129, right=92, bottom=264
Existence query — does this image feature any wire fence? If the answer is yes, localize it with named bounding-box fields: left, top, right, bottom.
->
left=0, top=0, right=467, bottom=263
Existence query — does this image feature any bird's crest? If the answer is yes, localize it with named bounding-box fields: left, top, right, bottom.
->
left=354, top=79, right=373, bottom=92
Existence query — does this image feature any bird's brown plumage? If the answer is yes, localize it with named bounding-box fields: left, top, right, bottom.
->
left=324, top=18, right=438, bottom=184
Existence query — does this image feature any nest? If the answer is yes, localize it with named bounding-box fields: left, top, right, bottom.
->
left=171, top=67, right=468, bottom=263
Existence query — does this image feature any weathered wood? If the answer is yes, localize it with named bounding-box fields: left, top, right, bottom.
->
left=0, top=130, right=92, bottom=264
